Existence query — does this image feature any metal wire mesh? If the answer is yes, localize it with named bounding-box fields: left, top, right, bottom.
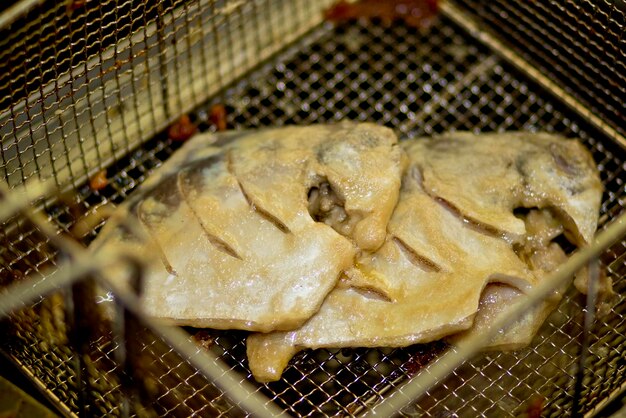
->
left=0, top=0, right=625, bottom=417
left=1, top=279, right=252, bottom=417
left=0, top=0, right=335, bottom=190
left=449, top=0, right=626, bottom=141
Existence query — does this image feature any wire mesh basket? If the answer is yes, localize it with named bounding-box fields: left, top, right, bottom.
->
left=1, top=0, right=625, bottom=416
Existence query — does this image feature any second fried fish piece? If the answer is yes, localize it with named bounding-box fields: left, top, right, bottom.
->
left=247, top=164, right=537, bottom=382
left=247, top=132, right=602, bottom=381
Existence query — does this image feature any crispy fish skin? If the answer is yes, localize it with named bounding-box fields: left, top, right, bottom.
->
left=91, top=123, right=404, bottom=332
left=409, top=132, right=602, bottom=244
left=247, top=132, right=603, bottom=382
left=422, top=132, right=603, bottom=350
left=247, top=168, right=537, bottom=382
left=228, top=123, right=405, bottom=250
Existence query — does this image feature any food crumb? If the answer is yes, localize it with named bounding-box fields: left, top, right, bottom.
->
left=192, top=330, right=216, bottom=350
left=525, top=396, right=544, bottom=418
left=209, top=104, right=228, bottom=131
left=168, top=114, right=198, bottom=142
left=402, top=341, right=447, bottom=376
left=89, top=169, right=108, bottom=191
left=66, top=0, right=86, bottom=13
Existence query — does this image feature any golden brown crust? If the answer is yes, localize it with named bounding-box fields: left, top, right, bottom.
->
left=246, top=131, right=603, bottom=381
left=92, top=123, right=404, bottom=332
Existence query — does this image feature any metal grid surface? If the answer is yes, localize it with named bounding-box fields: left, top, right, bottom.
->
left=0, top=0, right=336, bottom=191
left=0, top=1, right=625, bottom=417
left=192, top=18, right=626, bottom=417
left=1, top=280, right=250, bottom=417
left=449, top=0, right=626, bottom=141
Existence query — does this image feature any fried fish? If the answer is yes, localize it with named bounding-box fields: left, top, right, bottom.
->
left=247, top=132, right=603, bottom=381
left=91, top=123, right=405, bottom=332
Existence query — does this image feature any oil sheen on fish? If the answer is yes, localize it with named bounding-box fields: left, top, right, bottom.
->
left=91, top=123, right=405, bottom=332
left=246, top=131, right=603, bottom=382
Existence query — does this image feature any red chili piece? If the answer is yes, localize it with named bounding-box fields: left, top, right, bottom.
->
left=209, top=104, right=228, bottom=132
left=325, top=0, right=438, bottom=29
left=89, top=169, right=108, bottom=191
left=168, top=114, right=197, bottom=142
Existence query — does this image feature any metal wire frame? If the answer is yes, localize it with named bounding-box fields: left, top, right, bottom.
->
left=441, top=1, right=626, bottom=151
left=0, top=0, right=336, bottom=192
left=1, top=156, right=625, bottom=417
left=0, top=180, right=284, bottom=417
left=0, top=0, right=625, bottom=416
left=364, top=214, right=626, bottom=417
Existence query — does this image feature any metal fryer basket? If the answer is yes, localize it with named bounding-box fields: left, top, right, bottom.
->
left=1, top=0, right=625, bottom=416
